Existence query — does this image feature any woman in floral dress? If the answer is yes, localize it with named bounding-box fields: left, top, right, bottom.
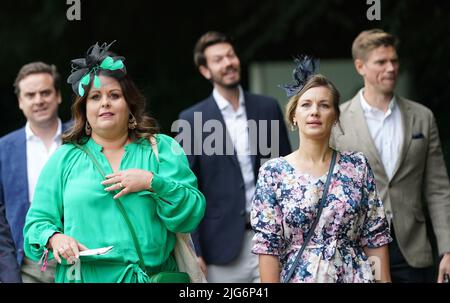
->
left=251, top=68, right=392, bottom=283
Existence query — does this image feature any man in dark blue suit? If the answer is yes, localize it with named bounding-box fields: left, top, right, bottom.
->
left=177, top=31, right=291, bottom=282
left=0, top=62, right=70, bottom=282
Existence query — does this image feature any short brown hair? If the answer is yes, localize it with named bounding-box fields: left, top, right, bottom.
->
left=13, top=61, right=61, bottom=95
left=193, top=31, right=234, bottom=68
left=285, top=74, right=340, bottom=129
left=352, top=29, right=398, bottom=61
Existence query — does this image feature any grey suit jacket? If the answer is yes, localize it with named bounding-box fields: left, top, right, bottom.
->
left=330, top=92, right=450, bottom=268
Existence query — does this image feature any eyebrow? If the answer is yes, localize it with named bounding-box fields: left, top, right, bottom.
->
left=88, top=88, right=122, bottom=95
left=300, top=99, right=330, bottom=103
left=211, top=50, right=234, bottom=59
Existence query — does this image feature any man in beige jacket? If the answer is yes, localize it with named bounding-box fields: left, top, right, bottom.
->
left=330, top=29, right=450, bottom=282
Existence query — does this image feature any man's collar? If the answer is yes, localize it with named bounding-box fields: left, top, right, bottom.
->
left=25, top=118, right=62, bottom=141
left=359, top=89, right=397, bottom=114
left=213, top=85, right=244, bottom=111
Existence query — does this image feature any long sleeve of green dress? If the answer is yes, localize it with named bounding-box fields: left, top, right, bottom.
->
left=23, top=134, right=205, bottom=282
left=142, top=134, right=205, bottom=233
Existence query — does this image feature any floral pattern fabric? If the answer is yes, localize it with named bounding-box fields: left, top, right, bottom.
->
left=251, top=151, right=392, bottom=283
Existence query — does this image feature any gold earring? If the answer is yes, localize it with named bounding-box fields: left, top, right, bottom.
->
left=291, top=120, right=297, bottom=131
left=128, top=113, right=137, bottom=130
left=85, top=121, right=92, bottom=135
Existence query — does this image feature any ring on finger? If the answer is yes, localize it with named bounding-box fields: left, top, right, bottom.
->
left=118, top=182, right=123, bottom=188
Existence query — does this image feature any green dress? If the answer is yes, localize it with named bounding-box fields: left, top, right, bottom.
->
left=23, top=134, right=206, bottom=283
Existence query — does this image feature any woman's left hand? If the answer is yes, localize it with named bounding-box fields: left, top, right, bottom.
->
left=102, top=169, right=153, bottom=199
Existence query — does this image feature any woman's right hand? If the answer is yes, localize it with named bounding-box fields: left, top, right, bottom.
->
left=47, top=233, right=88, bottom=264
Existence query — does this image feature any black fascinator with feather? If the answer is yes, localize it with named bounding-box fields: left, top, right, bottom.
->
left=67, top=41, right=126, bottom=97
left=280, top=55, right=319, bottom=97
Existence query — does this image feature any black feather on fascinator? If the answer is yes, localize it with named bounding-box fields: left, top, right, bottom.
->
left=67, top=41, right=127, bottom=97
left=280, top=55, right=320, bottom=97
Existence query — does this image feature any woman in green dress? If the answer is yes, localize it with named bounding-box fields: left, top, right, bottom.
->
left=23, top=42, right=206, bottom=283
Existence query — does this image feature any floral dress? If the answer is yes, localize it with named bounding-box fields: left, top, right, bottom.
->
left=251, top=151, right=392, bottom=283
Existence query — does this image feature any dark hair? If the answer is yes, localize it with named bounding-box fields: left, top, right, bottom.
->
left=352, top=29, right=398, bottom=61
left=193, top=31, right=234, bottom=68
left=14, top=62, right=61, bottom=95
left=285, top=74, right=340, bottom=129
left=62, top=72, right=159, bottom=144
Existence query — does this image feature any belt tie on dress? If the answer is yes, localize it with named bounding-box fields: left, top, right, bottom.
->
left=118, top=263, right=150, bottom=283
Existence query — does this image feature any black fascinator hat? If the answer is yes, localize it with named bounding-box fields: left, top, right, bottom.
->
left=67, top=41, right=127, bottom=97
left=280, top=55, right=319, bottom=97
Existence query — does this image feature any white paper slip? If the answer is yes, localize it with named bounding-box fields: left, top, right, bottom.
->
left=79, top=246, right=114, bottom=256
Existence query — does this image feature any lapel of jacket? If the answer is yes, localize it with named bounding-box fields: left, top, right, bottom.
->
left=243, top=92, right=258, bottom=171
left=205, top=95, right=241, bottom=170
left=348, top=94, right=389, bottom=180
left=10, top=128, right=30, bottom=203
left=390, top=96, right=413, bottom=181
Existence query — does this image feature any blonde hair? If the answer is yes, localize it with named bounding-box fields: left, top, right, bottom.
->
left=285, top=74, right=340, bottom=130
left=352, top=29, right=398, bottom=61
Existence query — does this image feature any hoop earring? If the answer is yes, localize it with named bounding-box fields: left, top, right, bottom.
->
left=128, top=113, right=137, bottom=130
left=85, top=121, right=92, bottom=136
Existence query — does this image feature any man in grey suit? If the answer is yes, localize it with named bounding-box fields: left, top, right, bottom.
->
left=330, top=29, right=450, bottom=282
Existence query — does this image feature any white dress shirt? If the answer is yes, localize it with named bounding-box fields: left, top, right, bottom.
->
left=360, top=89, right=404, bottom=180
left=213, top=86, right=255, bottom=213
left=26, top=119, right=62, bottom=203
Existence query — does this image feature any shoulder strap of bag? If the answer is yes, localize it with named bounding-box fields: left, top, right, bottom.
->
left=283, top=149, right=337, bottom=283
left=149, top=136, right=159, bottom=162
left=73, top=143, right=147, bottom=272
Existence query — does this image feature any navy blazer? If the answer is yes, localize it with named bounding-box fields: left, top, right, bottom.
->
left=178, top=92, right=291, bottom=265
left=0, top=121, right=71, bottom=282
